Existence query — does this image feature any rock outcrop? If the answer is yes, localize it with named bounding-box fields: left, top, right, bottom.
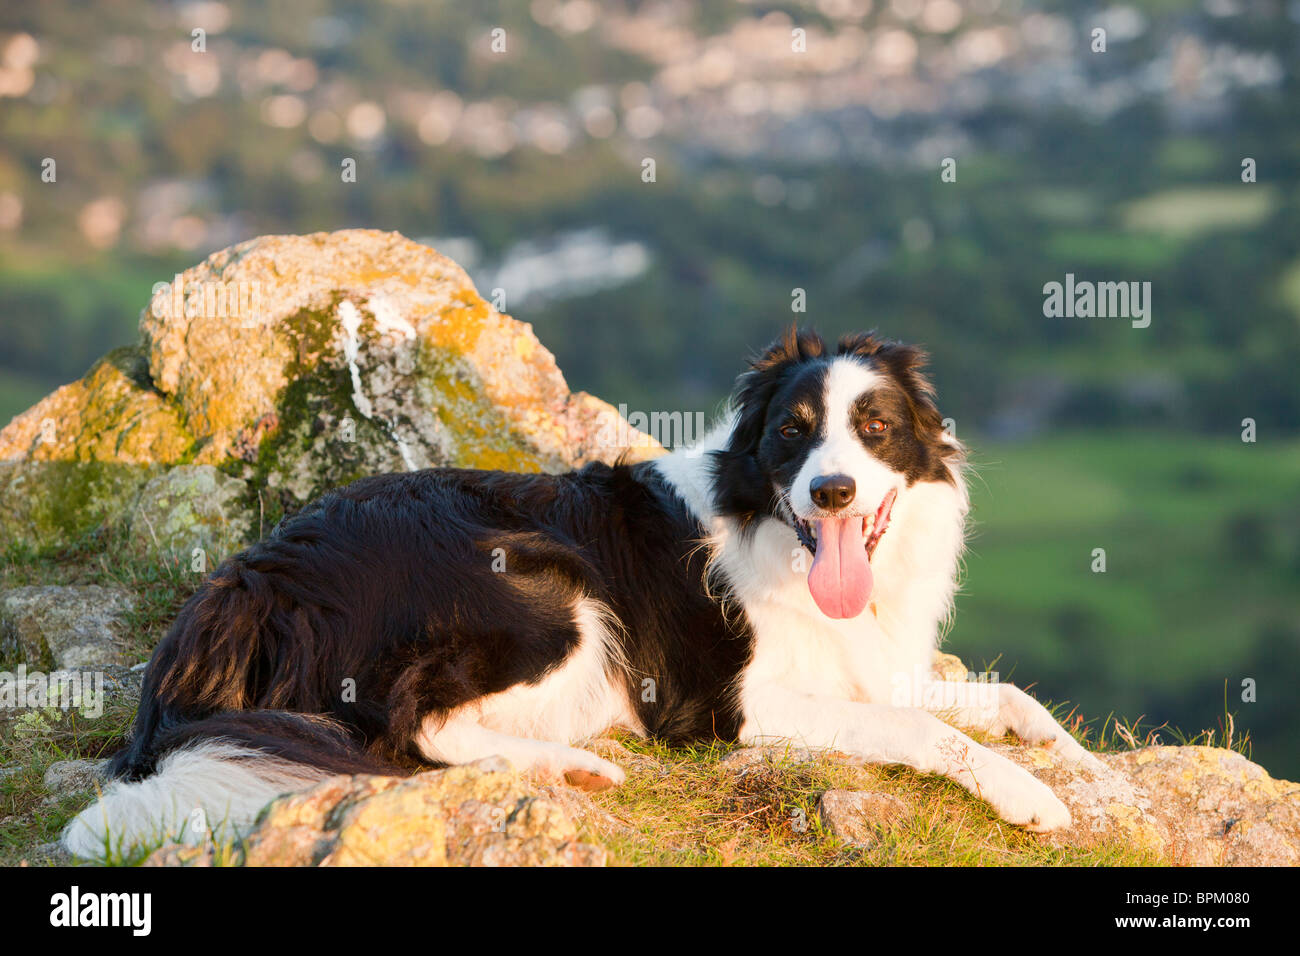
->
left=144, top=758, right=605, bottom=867
left=988, top=741, right=1300, bottom=866
left=0, top=229, right=656, bottom=558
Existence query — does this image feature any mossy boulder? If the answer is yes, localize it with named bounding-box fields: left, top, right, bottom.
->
left=127, top=465, right=254, bottom=562
left=0, top=229, right=657, bottom=554
left=0, top=347, right=190, bottom=549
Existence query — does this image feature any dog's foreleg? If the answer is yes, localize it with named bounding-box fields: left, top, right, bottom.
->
left=912, top=679, right=1102, bottom=769
left=739, top=683, right=1072, bottom=832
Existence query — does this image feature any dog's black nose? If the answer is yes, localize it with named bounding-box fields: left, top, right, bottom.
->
left=810, top=474, right=856, bottom=512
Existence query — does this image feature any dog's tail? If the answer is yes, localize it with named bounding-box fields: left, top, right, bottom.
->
left=62, top=710, right=397, bottom=861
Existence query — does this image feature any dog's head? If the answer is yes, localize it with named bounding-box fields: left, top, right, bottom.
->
left=711, top=327, right=962, bottom=620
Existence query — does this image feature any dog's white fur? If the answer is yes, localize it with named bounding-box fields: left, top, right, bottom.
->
left=663, top=358, right=1094, bottom=830
left=62, top=742, right=334, bottom=858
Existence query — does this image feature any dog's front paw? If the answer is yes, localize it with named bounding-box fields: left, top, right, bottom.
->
left=998, top=686, right=1104, bottom=771
left=1018, top=784, right=1073, bottom=833
left=1042, top=731, right=1105, bottom=771
left=966, top=751, right=1073, bottom=833
left=997, top=771, right=1073, bottom=832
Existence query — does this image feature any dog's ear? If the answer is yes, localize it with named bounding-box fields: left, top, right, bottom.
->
left=837, top=333, right=945, bottom=437
left=726, top=326, right=825, bottom=453
left=710, top=327, right=824, bottom=525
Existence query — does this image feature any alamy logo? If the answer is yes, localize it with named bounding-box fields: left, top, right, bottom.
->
left=49, top=886, right=151, bottom=936
left=890, top=666, right=1001, bottom=719
left=0, top=665, right=104, bottom=717
left=150, top=275, right=262, bottom=326
left=1042, top=273, right=1151, bottom=328
left=597, top=404, right=708, bottom=456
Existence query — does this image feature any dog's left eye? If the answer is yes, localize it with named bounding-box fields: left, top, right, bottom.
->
left=779, top=424, right=802, bottom=439
left=864, top=419, right=888, bottom=435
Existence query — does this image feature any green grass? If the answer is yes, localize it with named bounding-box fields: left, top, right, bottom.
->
left=1, top=524, right=201, bottom=866
left=580, top=733, right=1160, bottom=867
left=0, top=703, right=138, bottom=866
left=2, top=523, right=201, bottom=667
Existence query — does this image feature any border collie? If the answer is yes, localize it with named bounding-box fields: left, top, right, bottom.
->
left=65, top=328, right=1098, bottom=858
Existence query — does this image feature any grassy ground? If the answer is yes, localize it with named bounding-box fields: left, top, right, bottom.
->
left=3, top=722, right=1169, bottom=868
left=0, top=526, right=199, bottom=867
left=577, top=733, right=1161, bottom=867
left=0, top=530, right=1170, bottom=866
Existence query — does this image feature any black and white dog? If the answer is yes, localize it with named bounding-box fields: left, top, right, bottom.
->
left=66, top=328, right=1097, bottom=857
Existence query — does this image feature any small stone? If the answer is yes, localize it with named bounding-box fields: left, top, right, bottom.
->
left=23, top=841, right=73, bottom=866
left=0, top=585, right=136, bottom=669
left=818, top=790, right=910, bottom=846
left=143, top=843, right=218, bottom=867
left=931, top=650, right=969, bottom=682
left=43, top=759, right=108, bottom=797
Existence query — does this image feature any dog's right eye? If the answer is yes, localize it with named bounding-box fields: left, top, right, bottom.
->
left=779, top=424, right=802, bottom=439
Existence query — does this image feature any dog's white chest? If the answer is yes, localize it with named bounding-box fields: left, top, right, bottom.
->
left=741, top=583, right=930, bottom=706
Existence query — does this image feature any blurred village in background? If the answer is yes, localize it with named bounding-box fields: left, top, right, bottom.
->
left=1, top=0, right=1297, bottom=774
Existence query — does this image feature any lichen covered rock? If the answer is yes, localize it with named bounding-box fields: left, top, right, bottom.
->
left=127, top=464, right=254, bottom=560
left=984, top=740, right=1300, bottom=865
left=0, top=348, right=189, bottom=551
left=0, top=347, right=192, bottom=467
left=1110, top=745, right=1300, bottom=866
left=0, top=229, right=656, bottom=553
left=239, top=757, right=605, bottom=867
left=137, top=228, right=656, bottom=498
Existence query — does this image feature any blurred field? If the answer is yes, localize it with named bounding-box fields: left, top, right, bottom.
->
left=952, top=432, right=1300, bottom=778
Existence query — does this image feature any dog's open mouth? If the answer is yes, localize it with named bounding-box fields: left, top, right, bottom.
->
left=793, top=488, right=896, bottom=620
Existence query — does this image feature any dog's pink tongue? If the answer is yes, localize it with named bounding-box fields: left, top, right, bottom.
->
left=807, top=517, right=873, bottom=619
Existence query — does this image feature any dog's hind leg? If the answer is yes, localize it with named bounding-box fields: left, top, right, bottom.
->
left=415, top=712, right=626, bottom=792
